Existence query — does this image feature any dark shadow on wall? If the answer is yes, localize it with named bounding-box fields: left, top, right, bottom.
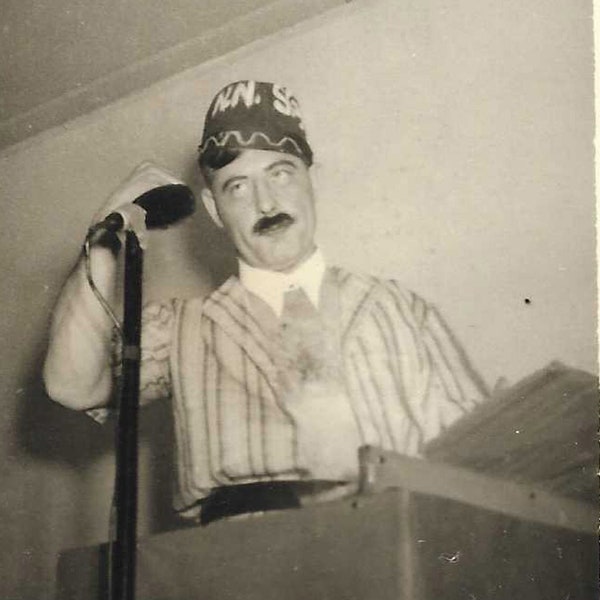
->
left=15, top=347, right=115, bottom=468
left=14, top=345, right=186, bottom=536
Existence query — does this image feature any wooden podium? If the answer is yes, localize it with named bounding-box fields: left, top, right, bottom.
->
left=57, top=448, right=596, bottom=600
left=57, top=364, right=598, bottom=599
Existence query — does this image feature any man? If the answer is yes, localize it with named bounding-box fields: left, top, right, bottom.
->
left=44, top=80, right=488, bottom=523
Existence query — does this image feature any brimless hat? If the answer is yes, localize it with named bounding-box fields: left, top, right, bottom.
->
left=198, top=80, right=313, bottom=166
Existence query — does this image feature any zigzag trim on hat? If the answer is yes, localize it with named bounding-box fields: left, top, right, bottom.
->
left=199, top=130, right=305, bottom=157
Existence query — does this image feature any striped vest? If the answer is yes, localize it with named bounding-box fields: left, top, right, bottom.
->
left=164, top=266, right=487, bottom=512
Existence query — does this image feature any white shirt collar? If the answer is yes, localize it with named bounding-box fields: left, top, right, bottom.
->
left=238, top=249, right=326, bottom=317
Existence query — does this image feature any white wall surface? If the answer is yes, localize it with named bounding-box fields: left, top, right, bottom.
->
left=0, top=0, right=595, bottom=596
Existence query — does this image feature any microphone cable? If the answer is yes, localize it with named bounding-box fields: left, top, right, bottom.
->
left=82, top=232, right=124, bottom=339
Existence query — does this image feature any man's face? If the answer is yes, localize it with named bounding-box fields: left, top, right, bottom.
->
left=202, top=149, right=317, bottom=272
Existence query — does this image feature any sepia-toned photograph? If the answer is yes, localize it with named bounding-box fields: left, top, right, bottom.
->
left=0, top=0, right=596, bottom=598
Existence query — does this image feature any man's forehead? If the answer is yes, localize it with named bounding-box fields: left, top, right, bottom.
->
left=218, top=149, right=305, bottom=173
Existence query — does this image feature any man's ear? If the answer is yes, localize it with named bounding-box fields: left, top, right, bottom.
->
left=201, top=187, right=224, bottom=228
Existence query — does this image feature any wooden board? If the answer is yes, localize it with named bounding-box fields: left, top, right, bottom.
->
left=425, top=362, right=597, bottom=503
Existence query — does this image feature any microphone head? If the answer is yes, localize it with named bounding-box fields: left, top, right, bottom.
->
left=133, top=184, right=196, bottom=229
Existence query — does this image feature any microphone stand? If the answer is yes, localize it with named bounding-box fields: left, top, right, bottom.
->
left=110, top=230, right=143, bottom=600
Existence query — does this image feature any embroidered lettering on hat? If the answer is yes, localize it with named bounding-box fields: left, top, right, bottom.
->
left=199, top=80, right=313, bottom=166
left=272, top=85, right=304, bottom=126
left=211, top=81, right=261, bottom=117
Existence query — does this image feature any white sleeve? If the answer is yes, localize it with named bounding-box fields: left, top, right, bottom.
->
left=416, top=298, right=490, bottom=441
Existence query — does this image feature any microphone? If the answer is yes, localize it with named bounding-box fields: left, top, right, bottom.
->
left=93, top=183, right=196, bottom=234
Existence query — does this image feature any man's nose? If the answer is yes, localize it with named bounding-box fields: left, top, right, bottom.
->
left=253, top=178, right=277, bottom=214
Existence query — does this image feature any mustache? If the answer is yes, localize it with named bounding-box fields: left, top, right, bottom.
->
left=253, top=212, right=294, bottom=234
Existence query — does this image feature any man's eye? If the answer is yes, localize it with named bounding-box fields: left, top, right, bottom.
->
left=227, top=181, right=249, bottom=196
left=270, top=169, right=292, bottom=185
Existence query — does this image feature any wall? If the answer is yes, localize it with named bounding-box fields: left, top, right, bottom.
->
left=0, top=0, right=347, bottom=149
left=0, top=0, right=595, bottom=596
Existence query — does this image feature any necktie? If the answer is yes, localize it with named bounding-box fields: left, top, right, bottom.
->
left=277, top=287, right=335, bottom=391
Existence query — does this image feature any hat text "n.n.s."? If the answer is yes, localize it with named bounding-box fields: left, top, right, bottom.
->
left=211, top=81, right=303, bottom=125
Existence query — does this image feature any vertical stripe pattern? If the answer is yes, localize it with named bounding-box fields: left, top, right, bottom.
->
left=138, top=270, right=489, bottom=511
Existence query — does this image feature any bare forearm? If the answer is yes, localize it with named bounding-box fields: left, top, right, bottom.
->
left=43, top=247, right=119, bottom=410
